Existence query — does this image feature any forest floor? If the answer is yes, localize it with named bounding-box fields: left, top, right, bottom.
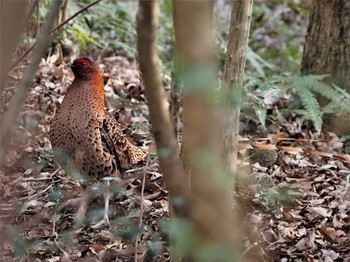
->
left=1, top=54, right=349, bottom=262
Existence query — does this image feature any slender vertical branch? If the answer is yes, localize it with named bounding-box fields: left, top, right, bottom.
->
left=136, top=0, right=190, bottom=219
left=36, top=0, right=40, bottom=38
left=26, top=0, right=40, bottom=21
left=61, top=0, right=71, bottom=23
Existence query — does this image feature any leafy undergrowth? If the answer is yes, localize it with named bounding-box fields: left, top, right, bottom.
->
left=1, top=55, right=350, bottom=261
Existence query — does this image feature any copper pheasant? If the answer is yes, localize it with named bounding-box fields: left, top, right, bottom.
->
left=50, top=57, right=146, bottom=227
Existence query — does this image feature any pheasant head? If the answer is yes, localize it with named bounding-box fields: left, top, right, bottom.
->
left=67, top=57, right=104, bottom=100
left=68, top=57, right=102, bottom=81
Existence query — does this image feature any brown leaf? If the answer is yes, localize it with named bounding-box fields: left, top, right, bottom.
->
left=320, top=226, right=338, bottom=243
left=295, top=228, right=316, bottom=250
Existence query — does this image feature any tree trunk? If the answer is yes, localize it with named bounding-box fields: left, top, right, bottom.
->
left=301, top=0, right=350, bottom=134
left=222, top=1, right=256, bottom=260
left=169, top=60, right=182, bottom=149
left=172, top=0, right=238, bottom=260
left=301, top=0, right=350, bottom=92
left=223, top=0, right=254, bottom=175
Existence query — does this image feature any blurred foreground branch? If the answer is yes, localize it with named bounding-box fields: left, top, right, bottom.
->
left=0, top=0, right=28, bottom=95
left=172, top=0, right=239, bottom=260
left=0, top=1, right=62, bottom=159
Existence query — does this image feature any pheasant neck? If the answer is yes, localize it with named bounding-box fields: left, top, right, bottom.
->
left=68, top=77, right=105, bottom=115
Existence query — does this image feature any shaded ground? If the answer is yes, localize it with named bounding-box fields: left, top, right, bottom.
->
left=1, top=55, right=350, bottom=261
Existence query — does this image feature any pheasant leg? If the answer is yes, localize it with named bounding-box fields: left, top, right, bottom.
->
left=75, top=186, right=90, bottom=227
left=91, top=181, right=111, bottom=228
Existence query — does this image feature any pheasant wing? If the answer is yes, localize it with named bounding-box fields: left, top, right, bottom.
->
left=102, top=112, right=146, bottom=169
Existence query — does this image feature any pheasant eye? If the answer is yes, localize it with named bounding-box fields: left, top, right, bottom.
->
left=81, top=62, right=86, bottom=67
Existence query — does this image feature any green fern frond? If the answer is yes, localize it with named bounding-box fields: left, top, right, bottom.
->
left=291, top=78, right=322, bottom=132
left=253, top=105, right=267, bottom=127
left=242, top=74, right=350, bottom=132
left=308, top=78, right=350, bottom=111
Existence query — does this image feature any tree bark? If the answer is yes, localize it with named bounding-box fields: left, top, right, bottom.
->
left=301, top=0, right=350, bottom=134
left=172, top=0, right=238, bottom=260
left=223, top=0, right=254, bottom=176
left=222, top=1, right=255, bottom=260
left=301, top=0, right=350, bottom=92
left=169, top=63, right=182, bottom=148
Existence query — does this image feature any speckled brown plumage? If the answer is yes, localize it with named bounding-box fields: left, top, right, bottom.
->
left=50, top=57, right=146, bottom=181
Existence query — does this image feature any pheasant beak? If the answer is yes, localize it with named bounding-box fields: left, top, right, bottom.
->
left=67, top=62, right=74, bottom=68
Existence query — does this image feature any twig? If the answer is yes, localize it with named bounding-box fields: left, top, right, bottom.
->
left=61, top=0, right=71, bottom=23
left=125, top=166, right=145, bottom=173
left=19, top=184, right=53, bottom=201
left=60, top=0, right=71, bottom=37
left=51, top=0, right=101, bottom=33
left=144, top=191, right=161, bottom=200
left=125, top=163, right=157, bottom=173
left=241, top=242, right=259, bottom=258
left=8, top=0, right=102, bottom=72
left=134, top=154, right=150, bottom=262
left=10, top=168, right=61, bottom=185
left=10, top=176, right=51, bottom=185
left=37, top=0, right=40, bottom=38
left=22, top=177, right=54, bottom=182
left=9, top=42, right=37, bottom=71
left=0, top=1, right=62, bottom=159
left=344, top=174, right=350, bottom=193
left=54, top=238, right=72, bottom=261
